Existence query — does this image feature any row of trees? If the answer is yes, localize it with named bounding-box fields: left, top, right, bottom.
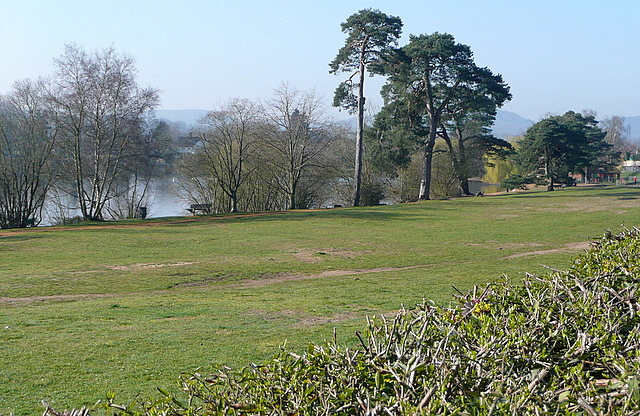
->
left=175, top=86, right=354, bottom=213
left=0, top=55, right=356, bottom=227
left=330, top=9, right=513, bottom=205
left=331, top=9, right=634, bottom=203
left=0, top=9, right=528, bottom=228
left=0, top=44, right=162, bottom=228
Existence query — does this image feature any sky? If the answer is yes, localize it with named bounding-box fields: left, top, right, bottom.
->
left=1, top=0, right=639, bottom=122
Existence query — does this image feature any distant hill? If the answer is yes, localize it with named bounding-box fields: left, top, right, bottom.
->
left=155, top=109, right=208, bottom=132
left=491, top=110, right=534, bottom=139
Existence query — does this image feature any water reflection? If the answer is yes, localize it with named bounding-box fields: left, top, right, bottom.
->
left=468, top=180, right=503, bottom=195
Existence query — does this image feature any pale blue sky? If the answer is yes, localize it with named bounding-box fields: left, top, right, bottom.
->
left=1, top=0, right=639, bottom=121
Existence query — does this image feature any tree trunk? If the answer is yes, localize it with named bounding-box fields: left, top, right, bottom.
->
left=456, top=137, right=472, bottom=195
left=419, top=141, right=436, bottom=200
left=418, top=122, right=438, bottom=200
left=288, top=174, right=296, bottom=210
left=460, top=177, right=471, bottom=196
left=353, top=46, right=366, bottom=207
left=544, top=155, right=554, bottom=191
left=231, top=191, right=238, bottom=213
left=584, top=167, right=589, bottom=184
left=441, top=130, right=472, bottom=196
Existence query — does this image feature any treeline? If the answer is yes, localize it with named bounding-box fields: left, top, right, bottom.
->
left=0, top=45, right=162, bottom=228
left=173, top=88, right=355, bottom=213
left=1, top=23, right=513, bottom=229
left=0, top=46, right=354, bottom=227
left=1, top=9, right=632, bottom=228
left=329, top=9, right=634, bottom=205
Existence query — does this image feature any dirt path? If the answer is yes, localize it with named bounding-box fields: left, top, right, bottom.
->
left=0, top=239, right=595, bottom=306
left=502, top=241, right=593, bottom=259
left=231, top=266, right=423, bottom=288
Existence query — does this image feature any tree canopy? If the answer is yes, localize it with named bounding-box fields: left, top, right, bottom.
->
left=516, top=111, right=610, bottom=190
left=372, top=32, right=511, bottom=199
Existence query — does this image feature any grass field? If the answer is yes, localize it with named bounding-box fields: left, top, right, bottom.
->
left=1, top=185, right=640, bottom=415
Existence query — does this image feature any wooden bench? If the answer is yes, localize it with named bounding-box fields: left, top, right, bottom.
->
left=187, top=203, right=212, bottom=215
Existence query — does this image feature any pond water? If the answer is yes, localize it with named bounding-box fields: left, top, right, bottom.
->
left=468, top=180, right=504, bottom=195
left=40, top=179, right=187, bottom=225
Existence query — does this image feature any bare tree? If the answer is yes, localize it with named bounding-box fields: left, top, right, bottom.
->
left=48, top=44, right=159, bottom=220
left=0, top=80, right=59, bottom=228
left=601, top=115, right=631, bottom=155
left=193, top=99, right=260, bottom=213
left=106, top=119, right=173, bottom=219
left=174, top=150, right=224, bottom=213
left=262, top=84, right=334, bottom=209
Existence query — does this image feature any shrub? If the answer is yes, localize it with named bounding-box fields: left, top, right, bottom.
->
left=53, top=228, right=640, bottom=415
left=500, top=173, right=531, bottom=192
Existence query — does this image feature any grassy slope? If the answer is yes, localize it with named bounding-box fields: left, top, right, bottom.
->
left=1, top=185, right=639, bottom=415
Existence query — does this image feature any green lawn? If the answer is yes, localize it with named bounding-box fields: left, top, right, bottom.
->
left=1, top=185, right=640, bottom=415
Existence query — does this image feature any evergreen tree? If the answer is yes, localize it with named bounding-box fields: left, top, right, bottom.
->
left=516, top=111, right=610, bottom=190
left=330, top=9, right=402, bottom=206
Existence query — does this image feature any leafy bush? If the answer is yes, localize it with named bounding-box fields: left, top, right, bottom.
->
left=500, top=173, right=531, bottom=192
left=55, top=228, right=640, bottom=415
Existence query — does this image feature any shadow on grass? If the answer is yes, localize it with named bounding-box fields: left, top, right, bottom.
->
left=213, top=207, right=424, bottom=223
left=0, top=233, right=47, bottom=241
left=502, top=185, right=640, bottom=199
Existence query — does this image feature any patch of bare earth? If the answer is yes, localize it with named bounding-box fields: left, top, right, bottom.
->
left=295, top=312, right=361, bottom=327
left=69, top=261, right=196, bottom=275
left=234, top=266, right=421, bottom=288
left=0, top=266, right=421, bottom=305
left=0, top=293, right=116, bottom=305
left=106, top=261, right=195, bottom=272
left=286, top=248, right=372, bottom=263
left=496, top=214, right=520, bottom=219
left=245, top=308, right=361, bottom=328
left=503, top=241, right=592, bottom=259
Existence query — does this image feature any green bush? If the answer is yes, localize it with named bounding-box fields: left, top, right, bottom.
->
left=55, top=228, right=640, bottom=415
left=500, top=173, right=531, bottom=192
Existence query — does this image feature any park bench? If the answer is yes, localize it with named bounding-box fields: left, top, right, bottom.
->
left=187, top=203, right=212, bottom=215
